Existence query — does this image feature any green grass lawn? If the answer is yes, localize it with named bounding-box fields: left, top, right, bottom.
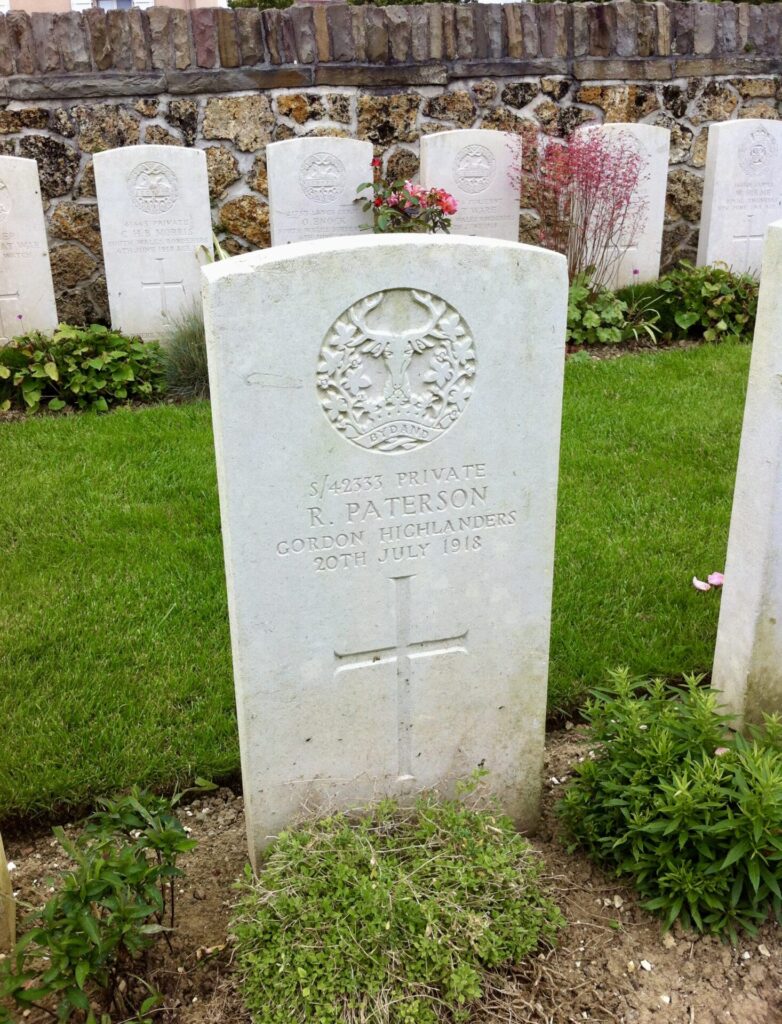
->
left=0, top=343, right=751, bottom=824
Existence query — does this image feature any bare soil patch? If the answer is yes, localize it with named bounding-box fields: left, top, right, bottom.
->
left=4, top=730, right=781, bottom=1024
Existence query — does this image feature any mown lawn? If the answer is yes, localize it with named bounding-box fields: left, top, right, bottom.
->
left=0, top=343, right=751, bottom=824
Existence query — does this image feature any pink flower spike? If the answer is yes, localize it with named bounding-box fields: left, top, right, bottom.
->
left=707, top=572, right=725, bottom=587
left=692, top=576, right=711, bottom=592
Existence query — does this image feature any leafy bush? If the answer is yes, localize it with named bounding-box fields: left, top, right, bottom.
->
left=654, top=261, right=758, bottom=344
left=0, top=788, right=198, bottom=1024
left=164, top=307, right=209, bottom=400
left=558, top=670, right=782, bottom=942
left=567, top=272, right=660, bottom=346
left=358, top=161, right=457, bottom=234
left=234, top=785, right=562, bottom=1024
left=0, top=324, right=166, bottom=414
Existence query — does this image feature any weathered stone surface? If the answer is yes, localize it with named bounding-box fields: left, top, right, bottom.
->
left=105, top=9, right=131, bottom=71
left=357, top=94, right=420, bottom=147
left=455, top=4, right=474, bottom=60
left=171, top=9, right=191, bottom=71
left=56, top=12, right=90, bottom=73
left=32, top=13, right=61, bottom=73
left=693, top=3, right=717, bottom=55
left=75, top=160, right=95, bottom=199
left=165, top=98, right=198, bottom=147
left=615, top=0, right=638, bottom=58
left=326, top=94, right=351, bottom=124
left=739, top=102, right=779, bottom=121
left=18, top=136, right=80, bottom=198
left=203, top=95, right=273, bottom=152
left=8, top=12, right=36, bottom=75
left=218, top=195, right=270, bottom=247
left=691, top=129, right=708, bottom=168
left=662, top=219, right=696, bottom=270
left=690, top=81, right=739, bottom=125
left=385, top=147, right=418, bottom=182
left=386, top=6, right=411, bottom=63
left=351, top=4, right=367, bottom=62
left=50, top=243, right=98, bottom=290
left=731, top=77, right=778, bottom=100
left=277, top=93, right=325, bottom=125
left=311, top=3, right=330, bottom=62
left=301, top=126, right=351, bottom=140
left=127, top=9, right=149, bottom=71
left=192, top=8, right=218, bottom=69
left=520, top=3, right=539, bottom=58
left=410, top=6, right=429, bottom=64
left=329, top=3, right=355, bottom=63
left=262, top=9, right=281, bottom=64
left=217, top=10, right=241, bottom=68
left=661, top=81, right=697, bottom=119
left=505, top=3, right=522, bottom=59
left=51, top=108, right=76, bottom=138
left=147, top=8, right=173, bottom=72
left=236, top=8, right=264, bottom=65
left=576, top=83, right=658, bottom=122
left=134, top=98, right=159, bottom=118
left=666, top=167, right=703, bottom=223
left=55, top=276, right=108, bottom=329
left=0, top=17, right=14, bottom=77
left=481, top=106, right=530, bottom=134
left=248, top=154, right=267, bottom=195
left=541, top=76, right=570, bottom=100
left=0, top=107, right=49, bottom=133
left=424, top=91, right=475, bottom=127
left=540, top=2, right=568, bottom=58
left=143, top=124, right=183, bottom=146
left=288, top=5, right=315, bottom=64
left=71, top=104, right=140, bottom=153
left=502, top=81, right=540, bottom=109
left=471, top=80, right=498, bottom=106
left=50, top=201, right=102, bottom=254
left=206, top=144, right=240, bottom=199
left=651, top=112, right=693, bottom=163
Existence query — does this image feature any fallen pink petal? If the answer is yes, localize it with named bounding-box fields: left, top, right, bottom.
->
left=692, top=576, right=711, bottom=592
left=707, top=572, right=725, bottom=587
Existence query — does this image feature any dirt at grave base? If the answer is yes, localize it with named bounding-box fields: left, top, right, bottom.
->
left=4, top=730, right=782, bottom=1024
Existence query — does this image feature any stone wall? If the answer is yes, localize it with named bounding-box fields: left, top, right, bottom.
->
left=1, top=2, right=781, bottom=324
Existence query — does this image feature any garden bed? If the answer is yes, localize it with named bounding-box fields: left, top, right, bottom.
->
left=5, top=729, right=780, bottom=1024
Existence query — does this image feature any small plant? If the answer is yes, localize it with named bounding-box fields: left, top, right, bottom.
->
left=164, top=306, right=209, bottom=401
left=654, top=261, right=758, bottom=344
left=233, top=783, right=562, bottom=1024
left=357, top=159, right=457, bottom=234
left=558, top=670, right=782, bottom=941
left=0, top=324, right=166, bottom=414
left=567, top=272, right=660, bottom=346
left=515, top=129, right=648, bottom=290
left=0, top=787, right=202, bottom=1023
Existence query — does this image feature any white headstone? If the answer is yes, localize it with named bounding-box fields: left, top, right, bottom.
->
left=202, top=234, right=567, bottom=866
left=93, top=145, right=213, bottom=341
left=578, top=123, right=670, bottom=289
left=419, top=129, right=521, bottom=242
left=267, top=138, right=373, bottom=247
left=0, top=156, right=58, bottom=343
left=697, top=120, right=782, bottom=278
left=712, top=220, right=782, bottom=723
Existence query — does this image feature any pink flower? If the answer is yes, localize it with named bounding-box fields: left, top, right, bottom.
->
left=707, top=572, right=725, bottom=587
left=371, top=158, right=381, bottom=168
left=692, top=576, right=711, bottom=592
left=386, top=193, right=400, bottom=207
left=715, top=747, right=730, bottom=757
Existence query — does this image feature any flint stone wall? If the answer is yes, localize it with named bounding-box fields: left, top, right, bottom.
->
left=1, top=1, right=780, bottom=324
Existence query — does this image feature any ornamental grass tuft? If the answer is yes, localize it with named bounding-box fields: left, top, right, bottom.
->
left=233, top=785, right=563, bottom=1024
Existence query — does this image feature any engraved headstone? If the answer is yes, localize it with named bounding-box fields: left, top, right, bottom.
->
left=0, top=156, right=58, bottom=344
left=712, top=220, right=782, bottom=723
left=0, top=832, right=14, bottom=953
left=93, top=145, right=213, bottom=341
left=267, top=138, right=373, bottom=246
left=419, top=129, right=521, bottom=241
left=202, top=234, right=568, bottom=865
left=578, top=123, right=670, bottom=289
left=697, top=120, right=782, bottom=277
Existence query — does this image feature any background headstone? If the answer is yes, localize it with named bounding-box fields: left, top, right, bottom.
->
left=0, top=156, right=58, bottom=344
left=94, top=145, right=212, bottom=341
left=712, top=219, right=782, bottom=723
left=0, top=832, right=14, bottom=953
left=267, top=138, right=373, bottom=246
left=579, top=123, right=670, bottom=289
left=697, top=120, right=782, bottom=278
left=203, top=234, right=568, bottom=866
left=419, top=129, right=522, bottom=242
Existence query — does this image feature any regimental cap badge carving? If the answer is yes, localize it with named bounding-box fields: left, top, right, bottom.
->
left=0, top=181, right=10, bottom=221
left=317, top=288, right=476, bottom=453
left=129, top=161, right=178, bottom=215
left=299, top=153, right=346, bottom=205
left=739, top=126, right=778, bottom=177
left=453, top=145, right=496, bottom=195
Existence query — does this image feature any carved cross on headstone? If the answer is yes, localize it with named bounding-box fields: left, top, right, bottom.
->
left=334, top=574, right=468, bottom=779
left=141, top=258, right=185, bottom=317
left=0, top=289, right=19, bottom=342
left=733, top=214, right=765, bottom=270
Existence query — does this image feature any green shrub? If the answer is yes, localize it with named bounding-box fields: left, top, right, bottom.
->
left=0, top=324, right=166, bottom=414
left=233, top=785, right=563, bottom=1024
left=567, top=272, right=660, bottom=346
left=0, top=789, right=197, bottom=1024
left=164, top=307, right=209, bottom=400
left=558, top=670, right=782, bottom=941
left=653, top=261, right=758, bottom=344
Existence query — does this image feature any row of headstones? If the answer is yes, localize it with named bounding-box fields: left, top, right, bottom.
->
left=2, top=118, right=781, bottom=345
left=201, top=206, right=782, bottom=865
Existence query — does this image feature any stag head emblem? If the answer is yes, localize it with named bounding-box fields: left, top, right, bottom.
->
left=317, top=288, right=476, bottom=453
